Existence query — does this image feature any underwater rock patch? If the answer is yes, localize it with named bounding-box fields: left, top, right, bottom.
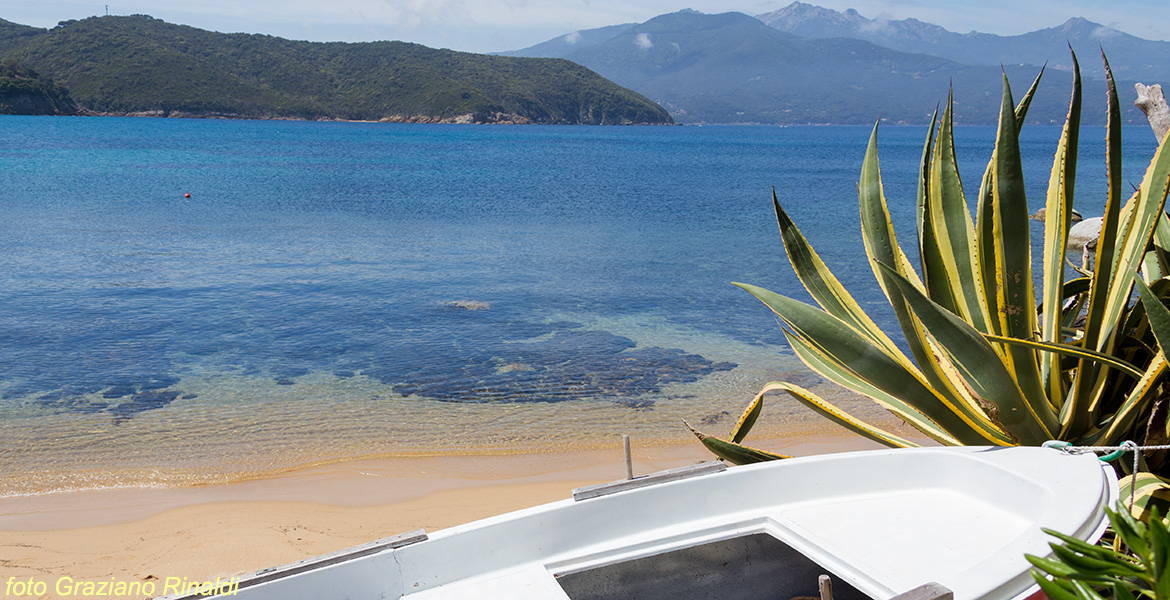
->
left=700, top=411, right=731, bottom=426
left=1, top=291, right=739, bottom=417
left=442, top=300, right=491, bottom=311
left=111, top=390, right=182, bottom=424
left=385, top=329, right=736, bottom=404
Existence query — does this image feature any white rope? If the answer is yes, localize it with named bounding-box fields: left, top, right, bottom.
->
left=1044, top=440, right=1170, bottom=509
left=1048, top=442, right=1170, bottom=453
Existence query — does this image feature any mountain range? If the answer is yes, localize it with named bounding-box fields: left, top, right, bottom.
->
left=0, top=15, right=672, bottom=124
left=504, top=4, right=1159, bottom=125
left=757, top=2, right=1170, bottom=83
left=3, top=5, right=1165, bottom=126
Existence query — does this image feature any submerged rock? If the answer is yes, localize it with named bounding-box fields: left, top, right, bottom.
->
left=442, top=300, right=491, bottom=311
left=385, top=328, right=736, bottom=404
left=111, top=390, right=181, bottom=424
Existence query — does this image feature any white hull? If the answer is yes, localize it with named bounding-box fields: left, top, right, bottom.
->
left=169, top=446, right=1117, bottom=600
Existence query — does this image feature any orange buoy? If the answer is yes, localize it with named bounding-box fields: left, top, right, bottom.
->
left=184, top=193, right=191, bottom=198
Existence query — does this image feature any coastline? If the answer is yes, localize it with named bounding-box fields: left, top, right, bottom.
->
left=0, top=434, right=890, bottom=597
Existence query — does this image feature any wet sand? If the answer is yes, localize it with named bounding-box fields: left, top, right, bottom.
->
left=0, top=435, right=888, bottom=599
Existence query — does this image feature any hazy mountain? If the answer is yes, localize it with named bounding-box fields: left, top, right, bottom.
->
left=758, top=2, right=1170, bottom=83
left=511, top=10, right=1137, bottom=125
left=0, top=15, right=673, bottom=124
left=499, top=22, right=636, bottom=58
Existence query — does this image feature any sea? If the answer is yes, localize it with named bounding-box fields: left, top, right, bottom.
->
left=0, top=116, right=1159, bottom=496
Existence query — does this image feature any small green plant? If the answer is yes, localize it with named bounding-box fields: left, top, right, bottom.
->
left=689, top=51, right=1170, bottom=512
left=1027, top=504, right=1170, bottom=600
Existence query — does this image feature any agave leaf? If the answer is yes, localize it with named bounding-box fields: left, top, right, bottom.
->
left=772, top=195, right=906, bottom=360
left=1137, top=277, right=1170, bottom=359
left=926, top=93, right=987, bottom=330
left=857, top=123, right=924, bottom=292
left=1118, top=473, right=1170, bottom=530
left=1153, top=213, right=1170, bottom=276
left=1013, top=64, right=1045, bottom=130
left=1041, top=50, right=1081, bottom=400
left=984, top=334, right=1145, bottom=380
left=780, top=327, right=960, bottom=446
left=730, top=390, right=762, bottom=444
left=1065, top=58, right=1126, bottom=436
left=917, top=108, right=950, bottom=303
left=1120, top=277, right=1170, bottom=343
left=1062, top=277, right=1093, bottom=300
left=976, top=68, right=1045, bottom=344
left=1113, top=474, right=1170, bottom=530
left=736, top=281, right=1007, bottom=445
left=1077, top=66, right=1170, bottom=435
left=1087, top=352, right=1166, bottom=446
left=1101, top=150, right=1170, bottom=345
left=985, top=72, right=1048, bottom=414
left=684, top=422, right=791, bottom=465
left=857, top=123, right=995, bottom=432
left=875, top=262, right=1056, bottom=443
left=755, top=381, right=922, bottom=449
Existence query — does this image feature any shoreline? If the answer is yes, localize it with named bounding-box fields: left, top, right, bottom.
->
left=0, top=434, right=888, bottom=596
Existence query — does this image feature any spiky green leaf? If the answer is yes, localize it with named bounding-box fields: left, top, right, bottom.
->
left=875, top=262, right=1055, bottom=443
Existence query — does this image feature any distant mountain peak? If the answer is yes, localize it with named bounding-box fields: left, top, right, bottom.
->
left=755, top=2, right=1168, bottom=82
left=758, top=2, right=876, bottom=37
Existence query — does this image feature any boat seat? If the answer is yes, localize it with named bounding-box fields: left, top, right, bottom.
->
left=403, top=564, right=571, bottom=600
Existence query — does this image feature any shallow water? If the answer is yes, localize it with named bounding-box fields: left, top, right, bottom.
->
left=0, top=116, right=1157, bottom=495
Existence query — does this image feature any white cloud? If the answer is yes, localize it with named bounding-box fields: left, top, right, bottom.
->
left=857, top=16, right=893, bottom=35
left=634, top=32, right=653, bottom=48
left=564, top=30, right=583, bottom=43
left=1091, top=25, right=1121, bottom=40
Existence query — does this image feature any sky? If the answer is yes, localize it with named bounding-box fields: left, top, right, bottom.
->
left=1, top=0, right=1167, bottom=54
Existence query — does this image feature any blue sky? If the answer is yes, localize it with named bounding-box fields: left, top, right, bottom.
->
left=0, top=0, right=1166, bottom=53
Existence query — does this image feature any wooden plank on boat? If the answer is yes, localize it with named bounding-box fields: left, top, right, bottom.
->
left=819, top=574, right=834, bottom=600
left=572, top=461, right=725, bottom=501
left=158, top=529, right=428, bottom=599
left=890, top=582, right=954, bottom=600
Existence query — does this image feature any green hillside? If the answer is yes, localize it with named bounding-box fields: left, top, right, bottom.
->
left=0, top=15, right=673, bottom=124
left=0, top=59, right=77, bottom=115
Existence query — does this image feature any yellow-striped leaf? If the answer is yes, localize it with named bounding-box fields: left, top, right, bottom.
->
left=755, top=381, right=922, bottom=449
left=1040, top=50, right=1081, bottom=404
left=875, top=262, right=1055, bottom=444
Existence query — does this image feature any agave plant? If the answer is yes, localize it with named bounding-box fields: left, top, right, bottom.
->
left=690, top=52, right=1170, bottom=514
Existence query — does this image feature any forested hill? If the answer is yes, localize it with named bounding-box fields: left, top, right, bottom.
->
left=0, top=15, right=673, bottom=124
left=0, top=59, right=78, bottom=115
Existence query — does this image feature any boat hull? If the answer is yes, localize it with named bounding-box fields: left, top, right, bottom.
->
left=171, top=446, right=1118, bottom=600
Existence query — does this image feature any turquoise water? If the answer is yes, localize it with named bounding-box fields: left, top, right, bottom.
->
left=0, top=116, right=1158, bottom=495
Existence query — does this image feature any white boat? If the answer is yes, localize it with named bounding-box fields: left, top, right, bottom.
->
left=165, top=446, right=1117, bottom=600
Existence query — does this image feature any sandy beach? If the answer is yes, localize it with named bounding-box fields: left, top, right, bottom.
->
left=0, top=434, right=888, bottom=599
